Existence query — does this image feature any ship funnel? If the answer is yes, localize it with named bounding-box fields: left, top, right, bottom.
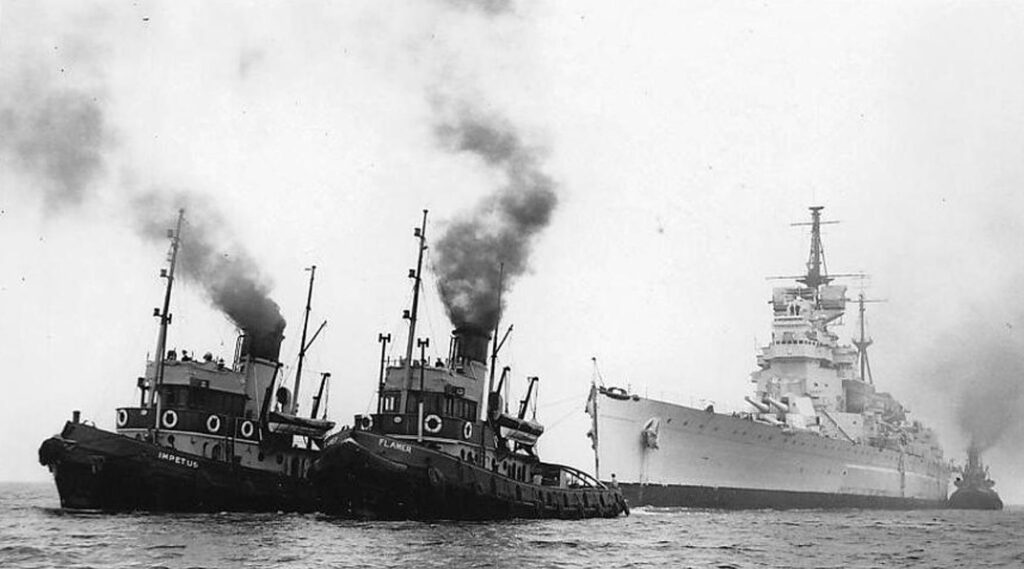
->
left=239, top=329, right=284, bottom=362
left=452, top=327, right=491, bottom=365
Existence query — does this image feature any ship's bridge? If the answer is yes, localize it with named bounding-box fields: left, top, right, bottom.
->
left=146, top=357, right=241, bottom=394
left=379, top=357, right=486, bottom=421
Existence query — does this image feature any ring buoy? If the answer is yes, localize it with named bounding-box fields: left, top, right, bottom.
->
left=463, top=422, right=473, bottom=440
left=116, top=409, right=128, bottom=428
left=605, top=386, right=629, bottom=400
left=240, top=420, right=255, bottom=439
left=360, top=415, right=374, bottom=430
left=161, top=409, right=178, bottom=429
left=206, top=414, right=221, bottom=434
left=424, top=414, right=442, bottom=434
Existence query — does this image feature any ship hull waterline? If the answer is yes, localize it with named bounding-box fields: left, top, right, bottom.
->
left=311, top=430, right=627, bottom=520
left=619, top=482, right=946, bottom=510
left=38, top=421, right=318, bottom=512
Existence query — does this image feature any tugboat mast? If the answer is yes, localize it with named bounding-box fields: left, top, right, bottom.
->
left=403, top=210, right=428, bottom=419
left=488, top=263, right=505, bottom=394
left=404, top=211, right=428, bottom=381
left=292, top=265, right=317, bottom=415
left=149, top=209, right=185, bottom=436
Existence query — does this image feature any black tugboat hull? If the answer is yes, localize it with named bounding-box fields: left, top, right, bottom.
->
left=38, top=421, right=317, bottom=512
left=618, top=482, right=949, bottom=510
left=310, top=430, right=627, bottom=520
left=948, top=487, right=1003, bottom=510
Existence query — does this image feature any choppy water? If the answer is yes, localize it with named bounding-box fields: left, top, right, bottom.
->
left=2, top=482, right=1021, bottom=569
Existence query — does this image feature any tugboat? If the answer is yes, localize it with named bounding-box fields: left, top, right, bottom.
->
left=948, top=446, right=1003, bottom=510
left=310, top=211, right=627, bottom=520
left=38, top=210, right=335, bottom=511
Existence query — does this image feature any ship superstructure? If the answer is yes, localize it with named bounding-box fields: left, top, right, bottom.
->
left=588, top=206, right=949, bottom=508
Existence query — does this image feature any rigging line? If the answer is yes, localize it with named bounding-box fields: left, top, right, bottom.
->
left=543, top=407, right=579, bottom=431
left=538, top=393, right=582, bottom=409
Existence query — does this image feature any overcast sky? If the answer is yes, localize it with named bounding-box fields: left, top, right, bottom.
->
left=3, top=1, right=1024, bottom=504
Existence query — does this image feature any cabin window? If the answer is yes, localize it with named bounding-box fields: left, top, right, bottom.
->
left=406, top=392, right=445, bottom=414
left=185, top=387, right=245, bottom=416
left=381, top=391, right=401, bottom=413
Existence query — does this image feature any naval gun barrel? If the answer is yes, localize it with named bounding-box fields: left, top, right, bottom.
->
left=745, top=396, right=771, bottom=414
left=766, top=396, right=790, bottom=413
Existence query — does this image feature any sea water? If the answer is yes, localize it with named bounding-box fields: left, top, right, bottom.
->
left=2, top=482, right=1021, bottom=569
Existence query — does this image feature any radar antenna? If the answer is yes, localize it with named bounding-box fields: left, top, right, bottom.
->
left=766, top=206, right=860, bottom=284
left=793, top=206, right=838, bottom=289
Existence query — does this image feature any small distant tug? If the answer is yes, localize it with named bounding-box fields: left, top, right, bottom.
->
left=38, top=210, right=334, bottom=512
left=310, top=211, right=628, bottom=520
left=948, top=446, right=1003, bottom=510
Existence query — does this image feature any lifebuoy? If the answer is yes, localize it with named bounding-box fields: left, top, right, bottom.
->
left=360, top=415, right=374, bottom=430
left=605, top=386, right=629, bottom=400
left=206, top=414, right=221, bottom=434
left=463, top=421, right=473, bottom=440
left=424, top=414, right=442, bottom=434
left=161, top=409, right=178, bottom=429
left=240, top=420, right=255, bottom=439
left=116, top=409, right=128, bottom=428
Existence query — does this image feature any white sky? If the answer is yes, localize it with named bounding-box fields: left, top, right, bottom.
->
left=3, top=1, right=1024, bottom=504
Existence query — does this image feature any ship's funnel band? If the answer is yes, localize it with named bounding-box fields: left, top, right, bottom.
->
left=453, top=328, right=490, bottom=365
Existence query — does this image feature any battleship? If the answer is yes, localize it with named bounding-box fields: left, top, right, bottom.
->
left=38, top=210, right=335, bottom=511
left=587, top=206, right=950, bottom=509
left=310, top=211, right=628, bottom=520
left=948, top=446, right=1003, bottom=510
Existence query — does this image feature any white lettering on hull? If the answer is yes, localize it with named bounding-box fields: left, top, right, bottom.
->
left=378, top=438, right=412, bottom=454
left=156, top=451, right=199, bottom=469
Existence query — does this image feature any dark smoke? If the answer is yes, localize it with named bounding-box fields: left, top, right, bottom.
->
left=1, top=45, right=287, bottom=359
left=922, top=305, right=1024, bottom=452
left=0, top=81, right=111, bottom=210
left=133, top=192, right=287, bottom=361
left=432, top=106, right=557, bottom=334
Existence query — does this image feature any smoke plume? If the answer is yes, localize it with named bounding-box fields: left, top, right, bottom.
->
left=432, top=105, right=558, bottom=334
left=920, top=301, right=1024, bottom=453
left=132, top=192, right=287, bottom=361
left=0, top=77, right=112, bottom=211
left=2, top=35, right=286, bottom=359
